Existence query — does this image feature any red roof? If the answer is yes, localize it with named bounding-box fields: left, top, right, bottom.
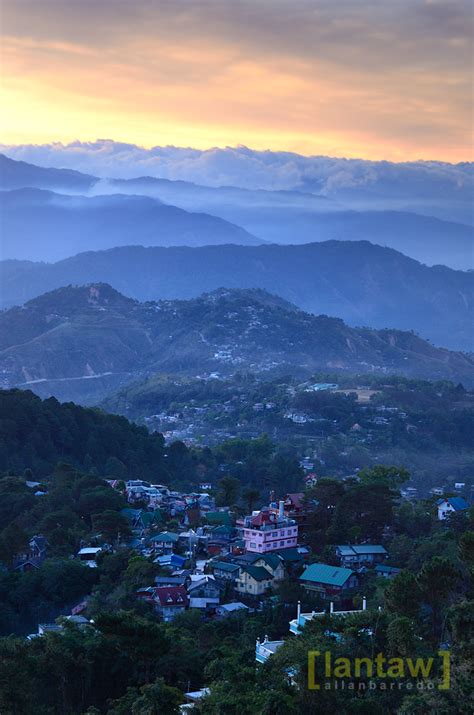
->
left=286, top=493, right=304, bottom=510
left=154, top=586, right=188, bottom=607
left=250, top=510, right=274, bottom=527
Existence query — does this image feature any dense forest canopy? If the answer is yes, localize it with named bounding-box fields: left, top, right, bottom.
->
left=0, top=389, right=304, bottom=493
left=0, top=389, right=167, bottom=480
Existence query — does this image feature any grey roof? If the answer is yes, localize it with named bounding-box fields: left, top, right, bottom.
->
left=218, top=602, right=249, bottom=612
left=155, top=575, right=187, bottom=586
left=260, top=640, right=284, bottom=654
left=188, top=577, right=222, bottom=592
left=337, top=544, right=387, bottom=556
left=336, top=545, right=357, bottom=556
left=375, top=564, right=401, bottom=574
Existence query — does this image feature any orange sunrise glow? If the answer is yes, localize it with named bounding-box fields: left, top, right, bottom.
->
left=0, top=0, right=472, bottom=161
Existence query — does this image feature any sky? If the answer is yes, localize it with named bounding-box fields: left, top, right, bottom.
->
left=0, top=0, right=472, bottom=162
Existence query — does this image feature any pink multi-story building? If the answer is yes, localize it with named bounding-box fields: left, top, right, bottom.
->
left=243, top=502, right=298, bottom=553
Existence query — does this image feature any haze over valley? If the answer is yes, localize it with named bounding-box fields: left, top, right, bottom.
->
left=1, top=151, right=472, bottom=268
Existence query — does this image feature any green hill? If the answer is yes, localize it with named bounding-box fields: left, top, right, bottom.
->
left=0, top=283, right=472, bottom=404
left=1, top=241, right=472, bottom=351
left=0, top=388, right=167, bottom=479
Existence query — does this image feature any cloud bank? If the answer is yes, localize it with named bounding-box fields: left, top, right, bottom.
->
left=1, top=141, right=472, bottom=201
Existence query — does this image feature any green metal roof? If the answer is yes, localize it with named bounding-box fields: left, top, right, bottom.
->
left=300, top=562, right=354, bottom=587
left=121, top=508, right=162, bottom=527
left=353, top=545, right=387, bottom=555
left=244, top=565, right=273, bottom=582
left=212, top=561, right=240, bottom=572
left=121, top=508, right=142, bottom=520
left=273, top=548, right=304, bottom=562
left=141, top=510, right=162, bottom=527
left=206, top=511, right=232, bottom=526
left=212, top=525, right=233, bottom=535
left=258, top=554, right=282, bottom=571
left=150, top=531, right=179, bottom=543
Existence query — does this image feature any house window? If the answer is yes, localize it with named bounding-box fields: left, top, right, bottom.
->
left=250, top=542, right=256, bottom=548
left=280, top=541, right=284, bottom=546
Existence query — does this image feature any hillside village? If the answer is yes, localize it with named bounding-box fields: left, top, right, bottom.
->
left=106, top=374, right=474, bottom=494
left=0, top=357, right=472, bottom=714
left=8, top=457, right=470, bottom=711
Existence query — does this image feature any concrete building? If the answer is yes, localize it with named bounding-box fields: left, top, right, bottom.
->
left=255, top=635, right=285, bottom=663
left=289, top=597, right=367, bottom=635
left=242, top=501, right=298, bottom=553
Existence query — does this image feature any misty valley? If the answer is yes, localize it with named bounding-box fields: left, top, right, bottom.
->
left=0, top=101, right=473, bottom=715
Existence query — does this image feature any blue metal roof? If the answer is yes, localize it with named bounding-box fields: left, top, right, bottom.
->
left=437, top=497, right=469, bottom=510
left=300, top=562, right=354, bottom=587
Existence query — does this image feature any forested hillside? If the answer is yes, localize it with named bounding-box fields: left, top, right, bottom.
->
left=1, top=241, right=472, bottom=351
left=1, top=284, right=472, bottom=407
left=0, top=389, right=167, bottom=479
left=0, top=388, right=303, bottom=494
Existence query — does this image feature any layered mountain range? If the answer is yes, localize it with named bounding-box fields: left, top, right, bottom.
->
left=0, top=283, right=472, bottom=405
left=0, top=153, right=472, bottom=268
left=0, top=187, right=262, bottom=261
left=2, top=241, right=472, bottom=351
left=107, top=174, right=473, bottom=269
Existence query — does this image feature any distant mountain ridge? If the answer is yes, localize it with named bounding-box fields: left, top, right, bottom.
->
left=0, top=185, right=263, bottom=261
left=0, top=153, right=472, bottom=268
left=109, top=175, right=474, bottom=269
left=0, top=153, right=96, bottom=191
left=0, top=283, right=472, bottom=405
left=1, top=241, right=472, bottom=351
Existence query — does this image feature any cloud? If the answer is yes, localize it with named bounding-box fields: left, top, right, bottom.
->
left=1, top=1, right=472, bottom=161
left=1, top=141, right=472, bottom=200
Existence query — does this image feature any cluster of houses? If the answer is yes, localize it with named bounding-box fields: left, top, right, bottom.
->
left=110, top=479, right=217, bottom=517
left=130, top=497, right=313, bottom=619
left=122, top=487, right=401, bottom=630
left=136, top=573, right=252, bottom=622
left=15, top=471, right=470, bottom=677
